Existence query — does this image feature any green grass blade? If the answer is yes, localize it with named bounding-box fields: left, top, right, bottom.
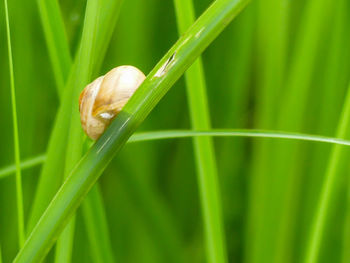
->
left=13, top=0, right=249, bottom=261
left=215, top=10, right=254, bottom=259
left=82, top=185, right=114, bottom=263
left=298, top=0, right=349, bottom=259
left=27, top=0, right=121, bottom=261
left=129, top=130, right=350, bottom=146
left=28, top=0, right=123, bottom=233
left=63, top=0, right=99, bottom=182
left=304, top=82, right=350, bottom=263
left=247, top=0, right=287, bottom=260
left=3, top=0, right=25, bottom=248
left=37, top=0, right=72, bottom=94
left=278, top=0, right=334, bottom=129
left=0, top=155, right=46, bottom=179
left=5, top=129, right=350, bottom=180
left=54, top=218, right=76, bottom=263
left=261, top=0, right=337, bottom=260
left=27, top=82, right=70, bottom=232
left=54, top=0, right=100, bottom=261
left=93, top=0, right=124, bottom=75
left=173, top=1, right=226, bottom=262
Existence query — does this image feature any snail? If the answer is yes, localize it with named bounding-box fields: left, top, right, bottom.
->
left=79, top=65, right=146, bottom=140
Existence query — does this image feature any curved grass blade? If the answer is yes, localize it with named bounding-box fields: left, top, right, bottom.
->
left=4, top=129, right=350, bottom=179
left=3, top=0, right=25, bottom=247
left=129, top=130, right=350, bottom=146
left=14, top=0, right=250, bottom=261
left=173, top=1, right=226, bottom=262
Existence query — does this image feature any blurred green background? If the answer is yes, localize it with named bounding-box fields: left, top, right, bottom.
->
left=1, top=0, right=350, bottom=262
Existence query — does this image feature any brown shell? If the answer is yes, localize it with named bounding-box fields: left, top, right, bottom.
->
left=92, top=66, right=145, bottom=119
left=79, top=66, right=145, bottom=140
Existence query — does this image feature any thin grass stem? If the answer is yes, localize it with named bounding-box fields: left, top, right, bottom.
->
left=3, top=0, right=25, bottom=248
left=173, top=1, right=226, bottom=262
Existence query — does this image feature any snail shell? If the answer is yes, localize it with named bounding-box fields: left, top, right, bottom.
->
left=79, top=65, right=146, bottom=140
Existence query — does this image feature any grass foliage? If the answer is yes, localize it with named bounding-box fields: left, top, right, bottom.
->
left=1, top=0, right=350, bottom=262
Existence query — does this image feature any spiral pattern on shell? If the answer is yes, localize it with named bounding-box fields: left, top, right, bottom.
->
left=79, top=65, right=146, bottom=140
